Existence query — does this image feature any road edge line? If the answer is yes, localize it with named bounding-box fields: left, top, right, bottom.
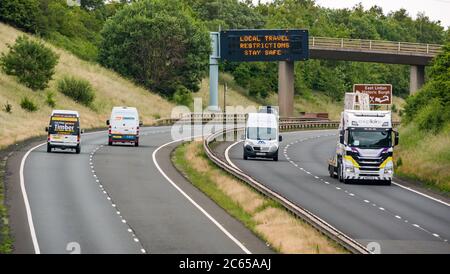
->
left=152, top=138, right=252, bottom=254
left=20, top=142, right=45, bottom=254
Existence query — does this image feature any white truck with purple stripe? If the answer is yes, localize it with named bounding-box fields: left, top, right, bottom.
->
left=328, top=95, right=399, bottom=185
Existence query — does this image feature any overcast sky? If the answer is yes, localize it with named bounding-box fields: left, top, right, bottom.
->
left=255, top=0, right=450, bottom=28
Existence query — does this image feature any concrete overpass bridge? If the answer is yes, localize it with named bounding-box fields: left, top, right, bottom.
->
left=277, top=37, right=443, bottom=116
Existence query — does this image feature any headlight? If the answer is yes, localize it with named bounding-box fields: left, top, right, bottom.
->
left=384, top=167, right=393, bottom=174
left=345, top=166, right=355, bottom=173
left=269, top=145, right=278, bottom=152
left=244, top=141, right=252, bottom=147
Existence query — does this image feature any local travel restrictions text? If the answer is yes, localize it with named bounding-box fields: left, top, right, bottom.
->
left=239, top=35, right=291, bottom=56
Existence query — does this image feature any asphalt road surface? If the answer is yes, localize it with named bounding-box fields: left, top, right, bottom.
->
left=9, top=127, right=271, bottom=254
left=227, top=130, right=450, bottom=254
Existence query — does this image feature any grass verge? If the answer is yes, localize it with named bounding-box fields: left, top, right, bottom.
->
left=395, top=122, right=450, bottom=195
left=172, top=141, right=347, bottom=254
left=0, top=157, right=12, bottom=254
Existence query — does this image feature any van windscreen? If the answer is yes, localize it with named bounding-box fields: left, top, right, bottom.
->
left=49, top=115, right=79, bottom=135
left=247, top=127, right=277, bottom=140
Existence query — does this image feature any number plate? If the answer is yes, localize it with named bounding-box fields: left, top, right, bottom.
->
left=256, top=152, right=265, bottom=156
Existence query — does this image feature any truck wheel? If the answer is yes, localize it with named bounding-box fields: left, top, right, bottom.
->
left=75, top=146, right=81, bottom=154
left=384, top=179, right=392, bottom=186
left=108, top=140, right=113, bottom=146
left=243, top=151, right=248, bottom=160
left=47, top=145, right=52, bottom=153
left=273, top=155, right=278, bottom=161
left=328, top=165, right=334, bottom=178
left=135, top=141, right=139, bottom=147
left=338, top=161, right=344, bottom=183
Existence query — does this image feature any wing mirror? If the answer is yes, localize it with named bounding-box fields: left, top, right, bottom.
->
left=279, top=135, right=283, bottom=142
left=394, top=130, right=399, bottom=146
left=45, top=127, right=48, bottom=132
left=81, top=129, right=85, bottom=134
left=139, top=121, right=143, bottom=127
left=106, top=119, right=110, bottom=126
left=339, top=130, right=345, bottom=144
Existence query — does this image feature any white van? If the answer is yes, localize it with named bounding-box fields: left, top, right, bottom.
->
left=243, top=112, right=282, bottom=161
left=45, top=110, right=83, bottom=154
left=106, top=107, right=143, bottom=146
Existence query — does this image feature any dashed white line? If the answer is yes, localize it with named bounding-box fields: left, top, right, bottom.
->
left=154, top=137, right=252, bottom=254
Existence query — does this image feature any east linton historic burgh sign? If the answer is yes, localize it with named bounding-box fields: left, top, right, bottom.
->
left=220, top=29, right=309, bottom=62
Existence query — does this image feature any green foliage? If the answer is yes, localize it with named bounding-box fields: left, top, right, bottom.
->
left=57, top=76, right=95, bottom=106
left=20, top=97, right=38, bottom=112
left=0, top=36, right=58, bottom=90
left=220, top=1, right=445, bottom=100
left=185, top=0, right=264, bottom=30
left=414, top=99, right=446, bottom=133
left=46, top=91, right=56, bottom=108
left=0, top=0, right=41, bottom=33
left=231, top=62, right=277, bottom=99
left=99, top=0, right=211, bottom=97
left=172, top=85, right=193, bottom=106
left=81, top=0, right=104, bottom=10
left=403, top=43, right=450, bottom=133
left=0, top=0, right=123, bottom=61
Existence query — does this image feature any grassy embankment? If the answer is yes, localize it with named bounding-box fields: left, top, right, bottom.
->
left=0, top=22, right=175, bottom=149
left=395, top=122, right=450, bottom=195
left=173, top=141, right=347, bottom=254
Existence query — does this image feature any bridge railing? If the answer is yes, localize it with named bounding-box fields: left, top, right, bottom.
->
left=310, top=37, right=442, bottom=55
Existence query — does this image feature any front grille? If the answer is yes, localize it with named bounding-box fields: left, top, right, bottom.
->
left=347, top=151, right=391, bottom=172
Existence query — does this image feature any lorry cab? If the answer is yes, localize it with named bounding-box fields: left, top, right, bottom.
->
left=329, top=110, right=399, bottom=184
left=45, top=110, right=83, bottom=154
left=243, top=112, right=282, bottom=161
left=106, top=106, right=143, bottom=146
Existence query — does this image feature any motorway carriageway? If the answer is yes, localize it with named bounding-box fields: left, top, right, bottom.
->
left=7, top=127, right=271, bottom=254
left=225, top=130, right=450, bottom=254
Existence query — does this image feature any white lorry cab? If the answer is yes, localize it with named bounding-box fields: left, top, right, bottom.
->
left=106, top=107, right=143, bottom=146
left=328, top=109, right=399, bottom=185
left=243, top=112, right=282, bottom=161
left=45, top=110, right=83, bottom=154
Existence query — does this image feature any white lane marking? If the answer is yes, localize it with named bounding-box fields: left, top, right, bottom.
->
left=20, top=142, right=45, bottom=254
left=283, top=131, right=449, bottom=242
left=225, top=141, right=243, bottom=171
left=392, top=181, right=450, bottom=207
left=153, top=138, right=252, bottom=254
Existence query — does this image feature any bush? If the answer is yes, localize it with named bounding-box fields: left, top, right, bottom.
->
left=99, top=0, right=210, bottom=97
left=3, top=102, right=12, bottom=113
left=172, top=86, right=193, bottom=106
left=57, top=76, right=95, bottom=106
left=0, top=36, right=58, bottom=90
left=46, top=91, right=56, bottom=108
left=20, top=97, right=38, bottom=112
left=415, top=99, right=445, bottom=133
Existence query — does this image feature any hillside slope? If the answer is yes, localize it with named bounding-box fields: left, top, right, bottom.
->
left=0, top=23, right=174, bottom=148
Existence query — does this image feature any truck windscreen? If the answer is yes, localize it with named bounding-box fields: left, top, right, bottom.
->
left=49, top=116, right=79, bottom=135
left=348, top=128, right=391, bottom=148
left=247, top=127, right=277, bottom=140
